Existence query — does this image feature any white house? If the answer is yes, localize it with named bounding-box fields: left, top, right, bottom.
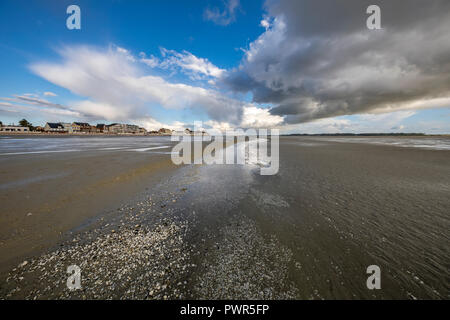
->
left=0, top=125, right=29, bottom=132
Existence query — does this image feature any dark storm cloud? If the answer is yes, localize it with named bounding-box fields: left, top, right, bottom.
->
left=222, top=0, right=450, bottom=123
left=266, top=0, right=449, bottom=36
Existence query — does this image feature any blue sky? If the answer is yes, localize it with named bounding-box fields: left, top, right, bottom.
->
left=0, top=0, right=449, bottom=133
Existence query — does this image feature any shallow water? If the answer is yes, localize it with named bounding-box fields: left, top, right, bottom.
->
left=177, top=136, right=450, bottom=299
left=0, top=136, right=173, bottom=155
left=309, top=136, right=450, bottom=150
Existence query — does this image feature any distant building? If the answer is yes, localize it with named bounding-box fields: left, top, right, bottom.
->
left=125, top=124, right=139, bottom=133
left=158, top=128, right=172, bottom=135
left=0, top=125, right=29, bottom=132
left=138, top=127, right=147, bottom=135
left=89, top=125, right=100, bottom=133
left=44, top=122, right=66, bottom=132
left=106, top=123, right=146, bottom=134
left=106, top=123, right=123, bottom=134
left=60, top=123, right=73, bottom=133
left=96, top=124, right=107, bottom=133
left=72, top=122, right=91, bottom=133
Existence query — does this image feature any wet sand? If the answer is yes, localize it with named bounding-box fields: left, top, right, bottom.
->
left=0, top=136, right=449, bottom=299
left=0, top=136, right=177, bottom=273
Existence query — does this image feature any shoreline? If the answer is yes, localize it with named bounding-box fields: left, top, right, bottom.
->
left=0, top=136, right=449, bottom=299
left=0, top=132, right=172, bottom=137
left=0, top=145, right=178, bottom=274
left=1, top=132, right=449, bottom=137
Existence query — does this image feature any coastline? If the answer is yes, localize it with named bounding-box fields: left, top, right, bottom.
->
left=0, top=141, right=178, bottom=274
left=0, top=132, right=172, bottom=137
left=0, top=136, right=449, bottom=299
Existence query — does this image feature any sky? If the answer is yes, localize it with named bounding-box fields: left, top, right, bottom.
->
left=0, top=0, right=449, bottom=134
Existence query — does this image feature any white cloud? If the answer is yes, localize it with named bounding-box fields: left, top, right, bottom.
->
left=139, top=52, right=160, bottom=68
left=260, top=18, right=270, bottom=30
left=203, top=120, right=235, bottom=131
left=356, top=111, right=416, bottom=123
left=241, top=105, right=284, bottom=128
left=141, top=48, right=225, bottom=80
left=71, top=100, right=131, bottom=120
left=29, top=45, right=247, bottom=124
left=193, top=105, right=283, bottom=131
left=204, top=0, right=240, bottom=26
left=1, top=95, right=72, bottom=112
left=43, top=91, right=57, bottom=97
left=132, top=118, right=186, bottom=132
left=0, top=98, right=82, bottom=119
left=282, top=118, right=352, bottom=134
left=281, top=110, right=416, bottom=134
left=116, top=46, right=136, bottom=62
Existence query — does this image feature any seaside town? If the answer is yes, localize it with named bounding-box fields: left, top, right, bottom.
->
left=0, top=119, right=197, bottom=135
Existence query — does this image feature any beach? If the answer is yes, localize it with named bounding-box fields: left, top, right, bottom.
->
left=0, top=136, right=177, bottom=273
left=0, top=135, right=449, bottom=299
